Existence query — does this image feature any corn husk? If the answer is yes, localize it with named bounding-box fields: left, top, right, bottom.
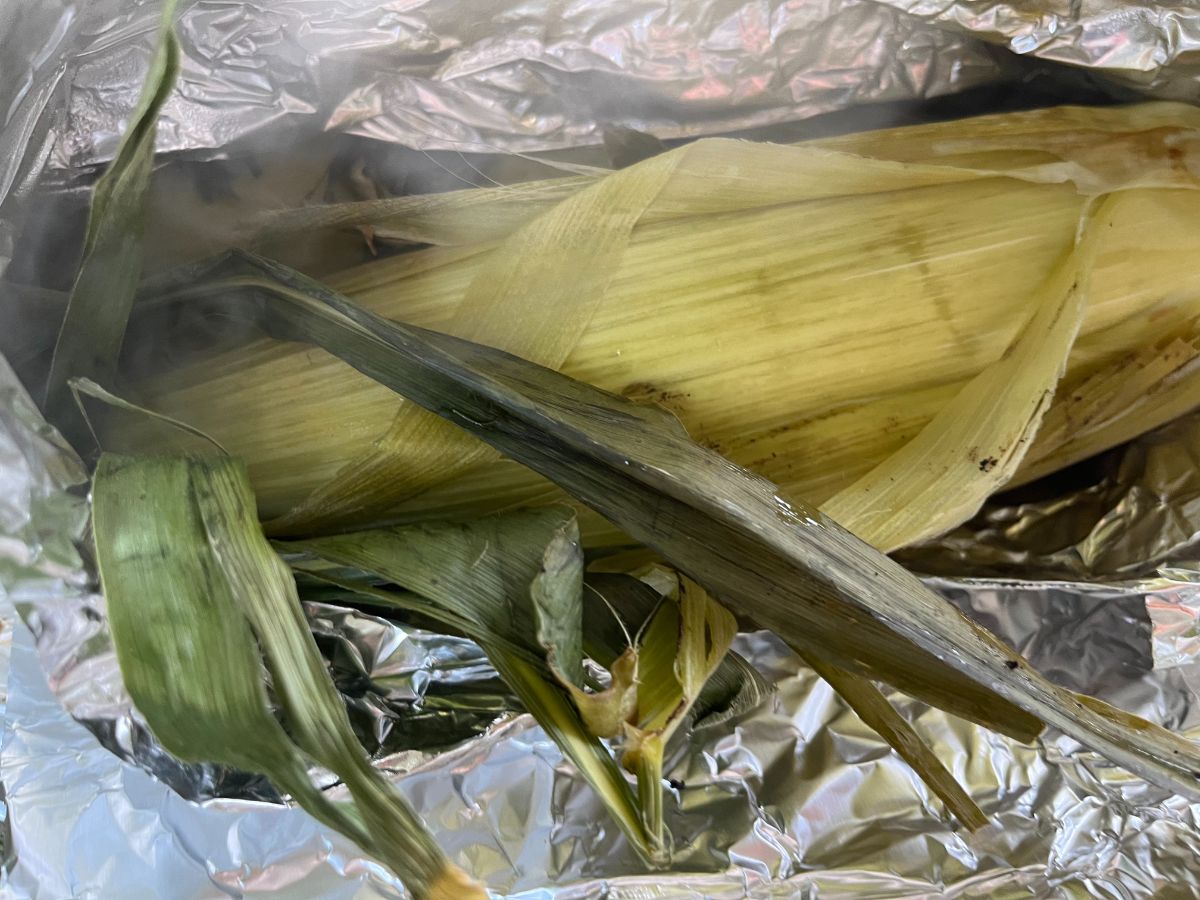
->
left=92, top=454, right=485, bottom=900
left=283, top=510, right=746, bottom=857
left=619, top=574, right=737, bottom=845
left=128, top=103, right=1200, bottom=546
left=286, top=508, right=657, bottom=860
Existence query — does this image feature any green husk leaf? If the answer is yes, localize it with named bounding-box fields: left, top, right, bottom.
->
left=294, top=510, right=734, bottom=849
left=285, top=509, right=565, bottom=660
left=92, top=454, right=483, bottom=900
left=45, top=1, right=181, bottom=445
left=619, top=575, right=736, bottom=845
left=141, top=250, right=1200, bottom=803
left=531, top=532, right=639, bottom=739
left=92, top=454, right=358, bottom=835
left=288, top=561, right=528, bottom=659
left=281, top=509, right=659, bottom=861
left=189, top=458, right=458, bottom=891
left=68, top=376, right=227, bottom=454
left=531, top=524, right=587, bottom=685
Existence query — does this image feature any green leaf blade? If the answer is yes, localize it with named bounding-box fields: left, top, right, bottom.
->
left=93, top=454, right=484, bottom=899
left=46, top=3, right=182, bottom=444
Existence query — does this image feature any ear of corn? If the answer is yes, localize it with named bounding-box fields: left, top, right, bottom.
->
left=67, top=32, right=1200, bottom=879
left=127, top=104, right=1200, bottom=549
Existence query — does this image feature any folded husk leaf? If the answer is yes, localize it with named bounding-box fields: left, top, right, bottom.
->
left=92, top=454, right=483, bottom=900
left=819, top=193, right=1104, bottom=552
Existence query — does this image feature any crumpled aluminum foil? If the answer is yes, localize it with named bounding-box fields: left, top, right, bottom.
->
left=4, top=340, right=1200, bottom=897
left=879, top=0, right=1200, bottom=97
left=11, top=0, right=1200, bottom=191
left=38, top=0, right=1008, bottom=174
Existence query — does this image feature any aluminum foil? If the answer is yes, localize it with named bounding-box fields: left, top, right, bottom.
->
left=31, top=0, right=1013, bottom=175
left=880, top=0, right=1200, bottom=97
left=5, top=351, right=1200, bottom=897
left=17, top=0, right=1200, bottom=186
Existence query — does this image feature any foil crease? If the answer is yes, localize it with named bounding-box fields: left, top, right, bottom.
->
left=5, top=357, right=1200, bottom=896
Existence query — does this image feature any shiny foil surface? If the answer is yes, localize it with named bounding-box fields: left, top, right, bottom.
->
left=36, top=0, right=1006, bottom=172
left=6, top=0, right=1199, bottom=189
left=880, top=0, right=1200, bottom=96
